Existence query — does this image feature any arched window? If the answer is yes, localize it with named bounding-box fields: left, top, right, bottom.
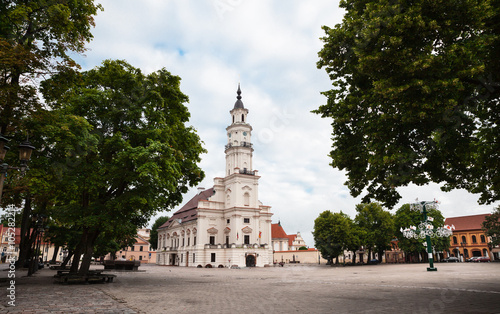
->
left=453, top=236, right=458, bottom=244
left=472, top=235, right=477, bottom=243
left=461, top=236, right=467, bottom=243
left=242, top=114, right=244, bottom=122
left=244, top=192, right=250, bottom=206
left=480, top=235, right=486, bottom=243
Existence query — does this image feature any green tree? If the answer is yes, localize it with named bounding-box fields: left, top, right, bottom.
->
left=38, top=60, right=205, bottom=275
left=315, top=0, right=500, bottom=208
left=0, top=0, right=102, bottom=133
left=482, top=206, right=500, bottom=249
left=345, top=220, right=364, bottom=264
left=313, top=210, right=352, bottom=265
left=150, top=216, right=169, bottom=250
left=0, top=0, right=102, bottom=273
left=394, top=204, right=449, bottom=262
left=355, top=202, right=394, bottom=262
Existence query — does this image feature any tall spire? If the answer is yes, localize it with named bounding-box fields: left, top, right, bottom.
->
left=233, top=84, right=244, bottom=109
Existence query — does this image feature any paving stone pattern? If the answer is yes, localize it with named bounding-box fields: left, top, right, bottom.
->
left=1, top=263, right=499, bottom=313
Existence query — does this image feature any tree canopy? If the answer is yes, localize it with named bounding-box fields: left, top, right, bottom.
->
left=315, top=0, right=500, bottom=208
left=0, top=0, right=102, bottom=133
left=35, top=59, right=205, bottom=274
left=313, top=210, right=353, bottom=264
left=354, top=202, right=394, bottom=261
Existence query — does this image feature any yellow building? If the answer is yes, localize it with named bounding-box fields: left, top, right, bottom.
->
left=444, top=214, right=494, bottom=261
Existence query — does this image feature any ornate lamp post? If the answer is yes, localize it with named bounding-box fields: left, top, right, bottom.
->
left=400, top=200, right=455, bottom=271
left=0, top=134, right=35, bottom=203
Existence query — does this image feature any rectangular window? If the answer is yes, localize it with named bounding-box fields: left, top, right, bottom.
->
left=140, top=246, right=143, bottom=251
left=244, top=218, right=250, bottom=223
left=211, top=253, right=216, bottom=263
left=188, top=238, right=190, bottom=246
left=210, top=236, right=215, bottom=245
left=182, top=238, right=185, bottom=246
left=139, top=256, right=142, bottom=260
left=193, top=253, right=195, bottom=263
left=226, top=236, right=229, bottom=246
left=227, top=219, right=230, bottom=224
left=194, top=236, right=197, bottom=245
left=131, top=246, right=134, bottom=251
left=244, top=235, right=250, bottom=245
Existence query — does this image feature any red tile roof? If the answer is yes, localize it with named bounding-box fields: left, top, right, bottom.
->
left=444, top=214, right=491, bottom=231
left=287, top=234, right=296, bottom=247
left=159, top=188, right=214, bottom=229
left=271, top=223, right=288, bottom=239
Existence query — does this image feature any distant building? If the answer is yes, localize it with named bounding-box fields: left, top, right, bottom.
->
left=271, top=223, right=327, bottom=264
left=156, top=86, right=273, bottom=268
left=445, top=214, right=497, bottom=261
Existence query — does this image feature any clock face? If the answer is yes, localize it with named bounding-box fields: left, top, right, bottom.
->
left=243, top=131, right=247, bottom=136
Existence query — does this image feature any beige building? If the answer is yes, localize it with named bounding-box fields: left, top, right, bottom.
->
left=156, top=86, right=273, bottom=268
left=271, top=223, right=328, bottom=264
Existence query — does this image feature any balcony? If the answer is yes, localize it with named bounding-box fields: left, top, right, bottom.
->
left=225, top=142, right=253, bottom=150
left=239, top=168, right=255, bottom=175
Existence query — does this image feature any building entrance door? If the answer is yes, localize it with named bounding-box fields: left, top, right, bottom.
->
left=246, top=254, right=256, bottom=267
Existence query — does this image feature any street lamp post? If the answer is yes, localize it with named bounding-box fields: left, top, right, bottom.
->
left=0, top=134, right=35, bottom=203
left=401, top=200, right=455, bottom=272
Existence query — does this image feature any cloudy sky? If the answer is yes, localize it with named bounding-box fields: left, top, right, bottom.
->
left=75, top=0, right=497, bottom=246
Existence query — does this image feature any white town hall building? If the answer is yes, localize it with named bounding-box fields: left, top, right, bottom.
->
left=156, top=86, right=273, bottom=268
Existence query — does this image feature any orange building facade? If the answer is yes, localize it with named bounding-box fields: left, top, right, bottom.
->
left=444, top=214, right=496, bottom=261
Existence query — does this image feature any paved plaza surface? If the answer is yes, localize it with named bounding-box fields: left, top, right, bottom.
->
left=1, top=262, right=499, bottom=313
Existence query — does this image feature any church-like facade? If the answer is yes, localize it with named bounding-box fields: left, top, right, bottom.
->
left=156, top=86, right=273, bottom=267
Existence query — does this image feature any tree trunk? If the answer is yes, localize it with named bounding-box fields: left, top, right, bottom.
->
left=377, top=249, right=384, bottom=263
left=70, top=240, right=84, bottom=273
left=17, top=196, right=34, bottom=269
left=352, top=251, right=357, bottom=265
left=78, top=229, right=100, bottom=276
left=367, top=248, right=372, bottom=263
left=61, top=250, right=73, bottom=267
left=50, top=245, right=60, bottom=264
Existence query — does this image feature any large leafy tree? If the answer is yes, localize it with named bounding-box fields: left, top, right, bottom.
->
left=0, top=0, right=102, bottom=272
left=394, top=204, right=449, bottom=261
left=150, top=216, right=169, bottom=250
left=313, top=210, right=353, bottom=264
left=39, top=60, right=206, bottom=275
left=0, top=0, right=102, bottom=133
left=354, top=202, right=394, bottom=262
left=482, top=206, right=500, bottom=249
left=315, top=0, right=500, bottom=208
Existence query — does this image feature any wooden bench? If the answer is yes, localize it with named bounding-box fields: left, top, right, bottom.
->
left=103, top=260, right=141, bottom=271
left=53, top=271, right=116, bottom=284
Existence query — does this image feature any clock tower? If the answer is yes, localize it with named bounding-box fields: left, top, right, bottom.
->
left=225, top=84, right=254, bottom=176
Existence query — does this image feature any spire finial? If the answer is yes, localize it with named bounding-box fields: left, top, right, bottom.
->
left=233, top=83, right=244, bottom=109
left=236, top=83, right=242, bottom=100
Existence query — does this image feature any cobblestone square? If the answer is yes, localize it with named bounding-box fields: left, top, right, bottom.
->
left=1, top=263, right=499, bottom=313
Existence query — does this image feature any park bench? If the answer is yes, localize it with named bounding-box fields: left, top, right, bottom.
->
left=103, top=260, right=141, bottom=271
left=53, top=270, right=116, bottom=284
